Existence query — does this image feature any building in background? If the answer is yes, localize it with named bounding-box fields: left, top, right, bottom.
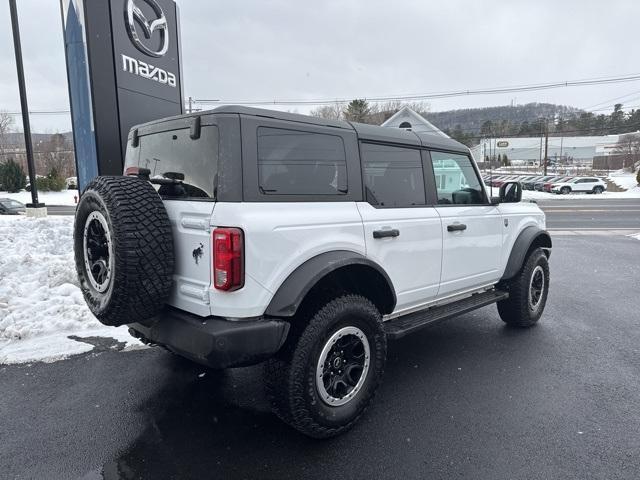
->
left=382, top=107, right=449, bottom=138
left=470, top=134, right=632, bottom=167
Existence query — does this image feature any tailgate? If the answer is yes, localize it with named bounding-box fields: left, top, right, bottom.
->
left=163, top=200, right=215, bottom=316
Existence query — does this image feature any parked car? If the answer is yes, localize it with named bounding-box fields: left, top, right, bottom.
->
left=543, top=176, right=573, bottom=192
left=66, top=177, right=78, bottom=190
left=514, top=176, right=536, bottom=185
left=73, top=106, right=552, bottom=438
left=534, top=176, right=565, bottom=191
left=491, top=175, right=517, bottom=188
left=0, top=198, right=26, bottom=215
left=521, top=176, right=542, bottom=190
left=551, top=177, right=607, bottom=194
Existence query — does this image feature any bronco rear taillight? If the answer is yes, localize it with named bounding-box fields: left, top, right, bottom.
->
left=212, top=227, right=244, bottom=291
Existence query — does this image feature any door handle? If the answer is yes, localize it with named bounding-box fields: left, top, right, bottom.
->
left=447, top=223, right=467, bottom=232
left=373, top=229, right=400, bottom=239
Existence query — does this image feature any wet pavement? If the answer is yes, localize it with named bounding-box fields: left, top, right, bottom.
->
left=2, top=234, right=640, bottom=480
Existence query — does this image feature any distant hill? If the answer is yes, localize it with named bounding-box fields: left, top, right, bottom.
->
left=421, top=103, right=584, bottom=135
left=1, top=132, right=74, bottom=149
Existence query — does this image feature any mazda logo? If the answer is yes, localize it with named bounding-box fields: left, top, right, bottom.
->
left=125, top=0, right=169, bottom=58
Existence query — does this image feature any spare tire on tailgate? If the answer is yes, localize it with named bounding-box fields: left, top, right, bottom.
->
left=74, top=176, right=174, bottom=326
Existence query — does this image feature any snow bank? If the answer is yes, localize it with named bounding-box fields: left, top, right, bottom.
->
left=0, top=216, right=143, bottom=364
left=607, top=171, right=639, bottom=191
left=0, top=190, right=79, bottom=206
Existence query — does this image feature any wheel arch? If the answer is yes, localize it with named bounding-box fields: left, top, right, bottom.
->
left=501, top=226, right=552, bottom=281
left=264, top=251, right=397, bottom=317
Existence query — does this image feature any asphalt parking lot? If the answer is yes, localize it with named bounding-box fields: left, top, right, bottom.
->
left=1, top=210, right=640, bottom=480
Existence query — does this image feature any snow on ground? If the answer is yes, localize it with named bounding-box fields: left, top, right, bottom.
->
left=607, top=170, right=639, bottom=191
left=0, top=189, right=79, bottom=206
left=0, top=216, right=143, bottom=364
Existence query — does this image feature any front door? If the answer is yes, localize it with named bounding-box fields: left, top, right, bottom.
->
left=357, top=142, right=442, bottom=314
left=429, top=151, right=503, bottom=297
left=572, top=178, right=598, bottom=192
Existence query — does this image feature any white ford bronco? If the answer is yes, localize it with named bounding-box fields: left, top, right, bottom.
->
left=74, top=106, right=551, bottom=438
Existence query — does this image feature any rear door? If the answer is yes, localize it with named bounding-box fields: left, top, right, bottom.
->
left=428, top=151, right=503, bottom=297
left=124, top=118, right=222, bottom=316
left=357, top=142, right=442, bottom=313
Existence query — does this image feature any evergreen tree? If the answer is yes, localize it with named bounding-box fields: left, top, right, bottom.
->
left=343, top=99, right=372, bottom=123
left=609, top=104, right=625, bottom=130
left=0, top=158, right=26, bottom=192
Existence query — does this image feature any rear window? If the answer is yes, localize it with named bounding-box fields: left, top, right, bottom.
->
left=124, top=126, right=218, bottom=199
left=257, top=127, right=347, bottom=195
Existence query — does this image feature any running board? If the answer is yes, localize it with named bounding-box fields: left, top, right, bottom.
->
left=384, top=289, right=509, bottom=339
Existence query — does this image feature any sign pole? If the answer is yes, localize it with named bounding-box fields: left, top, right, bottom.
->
left=8, top=0, right=45, bottom=214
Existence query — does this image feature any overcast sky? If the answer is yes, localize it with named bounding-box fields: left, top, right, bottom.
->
left=1, top=0, right=639, bottom=132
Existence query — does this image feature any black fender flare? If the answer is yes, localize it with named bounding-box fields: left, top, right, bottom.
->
left=265, top=250, right=396, bottom=317
left=501, top=226, right=552, bottom=281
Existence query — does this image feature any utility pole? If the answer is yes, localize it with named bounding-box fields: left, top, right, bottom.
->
left=538, top=127, right=543, bottom=170
left=9, top=0, right=45, bottom=215
left=543, top=120, right=549, bottom=176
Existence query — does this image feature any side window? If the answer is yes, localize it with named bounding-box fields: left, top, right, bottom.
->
left=430, top=151, right=486, bottom=205
left=257, top=127, right=347, bottom=195
left=361, top=142, right=426, bottom=207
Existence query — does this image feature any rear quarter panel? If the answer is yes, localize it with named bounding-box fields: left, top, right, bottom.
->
left=208, top=202, right=366, bottom=318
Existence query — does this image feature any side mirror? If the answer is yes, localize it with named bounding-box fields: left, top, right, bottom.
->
left=499, top=181, right=522, bottom=203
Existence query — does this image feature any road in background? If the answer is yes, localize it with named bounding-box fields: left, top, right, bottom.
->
left=536, top=198, right=640, bottom=230
left=1, top=235, right=640, bottom=480
left=45, top=205, right=76, bottom=216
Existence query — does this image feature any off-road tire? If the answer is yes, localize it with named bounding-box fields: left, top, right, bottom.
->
left=74, top=176, right=174, bottom=326
left=264, top=294, right=386, bottom=438
left=497, top=247, right=549, bottom=327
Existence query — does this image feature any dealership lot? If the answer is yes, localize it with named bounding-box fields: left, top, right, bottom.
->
left=1, top=209, right=640, bottom=479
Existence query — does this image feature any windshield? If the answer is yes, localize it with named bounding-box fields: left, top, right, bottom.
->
left=124, top=125, right=219, bottom=200
left=0, top=200, right=23, bottom=208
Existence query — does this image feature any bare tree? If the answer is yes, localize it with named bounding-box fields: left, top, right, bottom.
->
left=310, top=102, right=346, bottom=120
left=37, top=133, right=76, bottom=178
left=614, top=133, right=640, bottom=172
left=0, top=111, right=14, bottom=155
left=310, top=100, right=431, bottom=125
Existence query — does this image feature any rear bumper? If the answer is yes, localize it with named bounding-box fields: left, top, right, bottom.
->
left=129, top=308, right=290, bottom=369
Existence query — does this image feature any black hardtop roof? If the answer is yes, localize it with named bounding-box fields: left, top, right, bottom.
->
left=133, top=105, right=468, bottom=153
